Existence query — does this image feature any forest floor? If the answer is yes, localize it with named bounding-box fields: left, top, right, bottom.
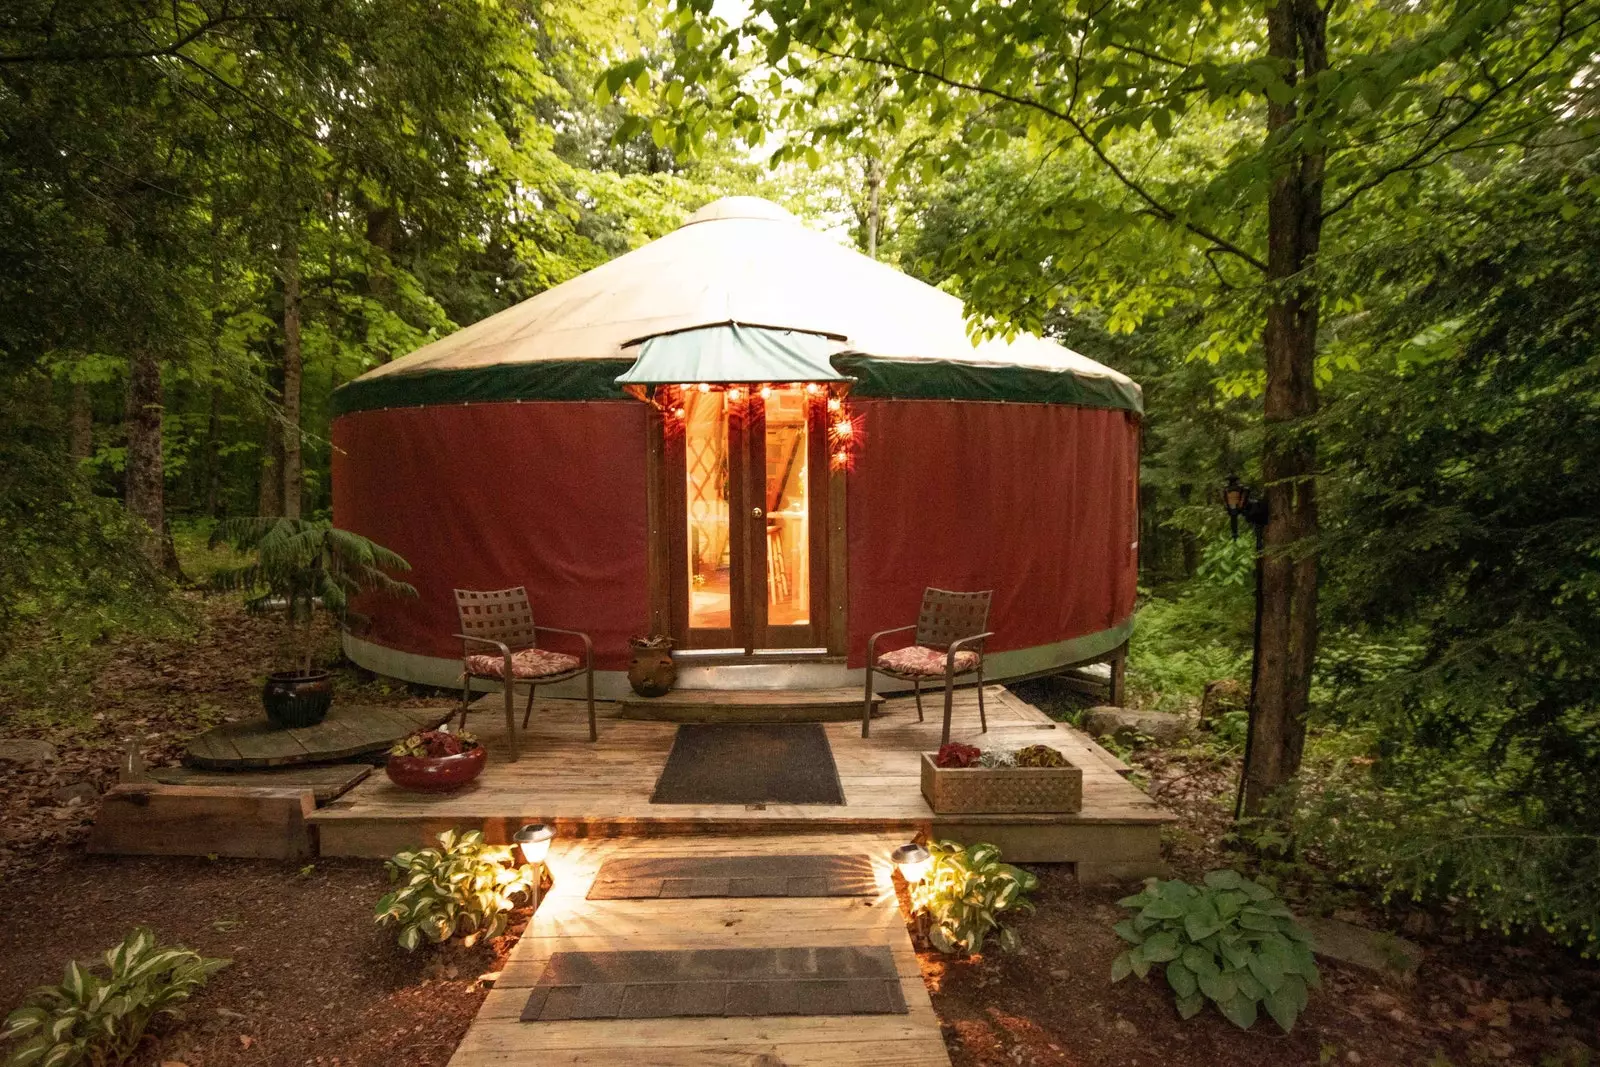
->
left=0, top=595, right=1597, bottom=1066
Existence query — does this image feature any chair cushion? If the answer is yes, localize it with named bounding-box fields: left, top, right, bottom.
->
left=876, top=644, right=980, bottom=677
left=465, top=648, right=581, bottom=680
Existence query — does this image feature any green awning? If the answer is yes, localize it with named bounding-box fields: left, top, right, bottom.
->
left=615, top=324, right=849, bottom=386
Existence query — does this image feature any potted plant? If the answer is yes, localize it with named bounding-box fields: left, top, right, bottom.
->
left=920, top=742, right=1083, bottom=815
left=386, top=729, right=487, bottom=792
left=210, top=517, right=417, bottom=727
left=627, top=634, right=676, bottom=697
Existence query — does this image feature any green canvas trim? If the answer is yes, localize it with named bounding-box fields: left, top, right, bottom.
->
left=332, top=353, right=1141, bottom=416
left=331, top=359, right=636, bottom=415
left=835, top=354, right=1142, bottom=414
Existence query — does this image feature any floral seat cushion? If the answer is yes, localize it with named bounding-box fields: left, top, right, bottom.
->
left=464, top=648, right=581, bottom=679
left=875, top=644, right=980, bottom=677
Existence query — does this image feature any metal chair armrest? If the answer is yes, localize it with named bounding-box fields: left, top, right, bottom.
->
left=865, top=624, right=917, bottom=671
left=534, top=626, right=595, bottom=666
left=453, top=634, right=514, bottom=678
left=946, top=631, right=995, bottom=672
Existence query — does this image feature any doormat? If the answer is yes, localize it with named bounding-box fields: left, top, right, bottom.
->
left=519, top=946, right=908, bottom=1021
left=588, top=853, right=876, bottom=899
left=649, top=723, right=845, bottom=805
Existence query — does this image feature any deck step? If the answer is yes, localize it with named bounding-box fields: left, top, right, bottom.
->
left=618, top=687, right=881, bottom=723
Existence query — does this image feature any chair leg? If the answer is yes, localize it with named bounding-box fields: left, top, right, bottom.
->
left=913, top=679, right=924, bottom=722
left=503, top=680, right=518, bottom=762
left=522, top=683, right=537, bottom=730
left=459, top=674, right=471, bottom=732
left=941, top=670, right=957, bottom=747
left=586, top=666, right=597, bottom=742
left=862, top=667, right=875, bottom=738
left=977, top=665, right=988, bottom=733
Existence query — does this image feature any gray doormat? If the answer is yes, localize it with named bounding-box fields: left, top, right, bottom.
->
left=649, top=723, right=845, bottom=805
left=519, top=946, right=908, bottom=1021
left=588, top=854, right=876, bottom=899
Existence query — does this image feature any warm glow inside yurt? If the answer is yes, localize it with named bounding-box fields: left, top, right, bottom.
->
left=331, top=196, right=1142, bottom=696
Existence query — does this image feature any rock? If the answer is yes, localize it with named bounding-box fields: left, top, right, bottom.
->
left=1113, top=1017, right=1138, bottom=1036
left=0, top=739, right=55, bottom=764
left=1199, top=679, right=1247, bottom=726
left=52, top=781, right=101, bottom=805
left=1082, top=707, right=1192, bottom=745
left=1300, top=916, right=1423, bottom=982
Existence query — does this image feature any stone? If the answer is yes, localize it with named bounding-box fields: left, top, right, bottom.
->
left=1082, top=708, right=1192, bottom=745
left=1113, top=1016, right=1139, bottom=1036
left=0, top=739, right=55, bottom=764
left=1300, top=916, right=1423, bottom=982
left=1199, top=679, right=1247, bottom=727
left=53, top=781, right=101, bottom=806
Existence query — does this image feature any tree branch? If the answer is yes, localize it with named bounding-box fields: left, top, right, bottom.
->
left=805, top=42, right=1268, bottom=272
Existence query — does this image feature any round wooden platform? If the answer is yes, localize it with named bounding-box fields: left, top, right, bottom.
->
left=185, top=704, right=455, bottom=769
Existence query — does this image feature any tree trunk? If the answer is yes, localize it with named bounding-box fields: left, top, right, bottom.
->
left=280, top=234, right=303, bottom=519
left=69, top=381, right=92, bottom=461
left=365, top=204, right=397, bottom=364
left=1243, top=0, right=1326, bottom=816
left=866, top=158, right=882, bottom=260
left=123, top=348, right=168, bottom=570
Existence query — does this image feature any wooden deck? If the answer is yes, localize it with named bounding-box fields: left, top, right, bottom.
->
left=185, top=703, right=453, bottom=768
left=617, top=686, right=882, bottom=723
left=451, top=834, right=950, bottom=1067
left=312, top=686, right=1170, bottom=879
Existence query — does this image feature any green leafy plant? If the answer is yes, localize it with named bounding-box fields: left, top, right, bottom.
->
left=2, top=927, right=228, bottom=1067
left=375, top=829, right=534, bottom=951
left=912, top=840, right=1038, bottom=955
left=209, top=517, right=416, bottom=674
left=1112, top=871, right=1320, bottom=1032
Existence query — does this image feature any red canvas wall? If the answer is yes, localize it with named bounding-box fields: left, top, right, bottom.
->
left=845, top=400, right=1139, bottom=668
left=332, top=402, right=649, bottom=671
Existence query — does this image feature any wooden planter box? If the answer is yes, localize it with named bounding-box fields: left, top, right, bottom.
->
left=919, top=753, right=1084, bottom=815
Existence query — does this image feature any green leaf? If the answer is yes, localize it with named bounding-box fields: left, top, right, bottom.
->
left=1110, top=952, right=1133, bottom=982
left=1263, top=982, right=1301, bottom=1032
left=1142, top=930, right=1181, bottom=962
left=1196, top=970, right=1237, bottom=1004
left=1218, top=991, right=1259, bottom=1030
left=1175, top=992, right=1206, bottom=1020
left=1165, top=960, right=1197, bottom=999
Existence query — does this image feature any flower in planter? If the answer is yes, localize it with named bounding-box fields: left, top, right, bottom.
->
left=390, top=729, right=481, bottom=759
left=934, top=742, right=982, bottom=768
left=1013, top=744, right=1069, bottom=768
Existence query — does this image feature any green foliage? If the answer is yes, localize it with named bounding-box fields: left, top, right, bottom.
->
left=374, top=830, right=535, bottom=951
left=2, top=927, right=228, bottom=1067
left=1127, top=591, right=1251, bottom=715
left=912, top=841, right=1038, bottom=955
left=1112, top=872, right=1320, bottom=1033
left=208, top=517, right=415, bottom=670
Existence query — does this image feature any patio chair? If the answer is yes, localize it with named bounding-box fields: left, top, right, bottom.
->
left=454, top=586, right=596, bottom=759
left=862, top=587, right=994, bottom=744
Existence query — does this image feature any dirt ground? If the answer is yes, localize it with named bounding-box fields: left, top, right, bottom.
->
left=2, top=596, right=1598, bottom=1066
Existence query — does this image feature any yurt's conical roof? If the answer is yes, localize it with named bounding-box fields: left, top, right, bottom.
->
left=336, top=196, right=1140, bottom=414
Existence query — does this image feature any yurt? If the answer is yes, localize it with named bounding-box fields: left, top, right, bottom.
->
left=331, top=196, right=1141, bottom=697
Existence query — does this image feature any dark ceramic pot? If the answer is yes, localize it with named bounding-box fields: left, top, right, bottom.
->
left=262, top=670, right=333, bottom=728
left=627, top=637, right=676, bottom=698
left=386, top=746, right=487, bottom=792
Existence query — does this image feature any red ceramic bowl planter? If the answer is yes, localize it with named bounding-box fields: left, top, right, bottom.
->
left=385, top=746, right=487, bottom=792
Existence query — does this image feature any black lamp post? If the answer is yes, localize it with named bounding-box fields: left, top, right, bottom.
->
left=1222, top=475, right=1268, bottom=818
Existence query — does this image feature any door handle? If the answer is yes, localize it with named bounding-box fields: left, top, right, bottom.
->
left=752, top=506, right=765, bottom=519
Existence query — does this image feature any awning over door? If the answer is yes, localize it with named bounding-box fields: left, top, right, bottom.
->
left=615, top=323, right=850, bottom=386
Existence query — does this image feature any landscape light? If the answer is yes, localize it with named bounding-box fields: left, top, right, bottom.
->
left=513, top=823, right=554, bottom=866
left=889, top=843, right=931, bottom=885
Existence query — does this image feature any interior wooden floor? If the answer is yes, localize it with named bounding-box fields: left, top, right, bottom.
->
left=312, top=685, right=1169, bottom=878
left=450, top=834, right=949, bottom=1067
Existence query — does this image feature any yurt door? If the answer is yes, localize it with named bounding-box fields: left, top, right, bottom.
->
left=666, top=385, right=827, bottom=653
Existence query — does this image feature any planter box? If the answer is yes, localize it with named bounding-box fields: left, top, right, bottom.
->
left=919, top=753, right=1083, bottom=815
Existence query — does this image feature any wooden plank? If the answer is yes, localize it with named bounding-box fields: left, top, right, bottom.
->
left=146, top=763, right=371, bottom=803
left=618, top=687, right=882, bottom=723
left=185, top=704, right=452, bottom=769
left=87, top=784, right=315, bottom=859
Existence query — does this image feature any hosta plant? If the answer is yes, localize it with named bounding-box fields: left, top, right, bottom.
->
left=2, top=927, right=228, bottom=1067
left=375, top=829, right=535, bottom=950
left=912, top=840, right=1038, bottom=954
left=1111, top=870, right=1320, bottom=1032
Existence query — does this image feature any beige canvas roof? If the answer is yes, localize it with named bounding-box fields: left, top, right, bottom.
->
left=357, top=196, right=1135, bottom=396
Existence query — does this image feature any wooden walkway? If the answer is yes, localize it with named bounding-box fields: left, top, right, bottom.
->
left=452, top=834, right=950, bottom=1067
left=312, top=687, right=1169, bottom=880
left=185, top=704, right=452, bottom=768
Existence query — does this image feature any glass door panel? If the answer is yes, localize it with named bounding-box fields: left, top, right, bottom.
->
left=683, top=389, right=733, bottom=633
left=762, top=388, right=810, bottom=629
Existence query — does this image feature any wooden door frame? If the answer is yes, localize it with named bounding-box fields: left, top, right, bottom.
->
left=645, top=392, right=846, bottom=656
